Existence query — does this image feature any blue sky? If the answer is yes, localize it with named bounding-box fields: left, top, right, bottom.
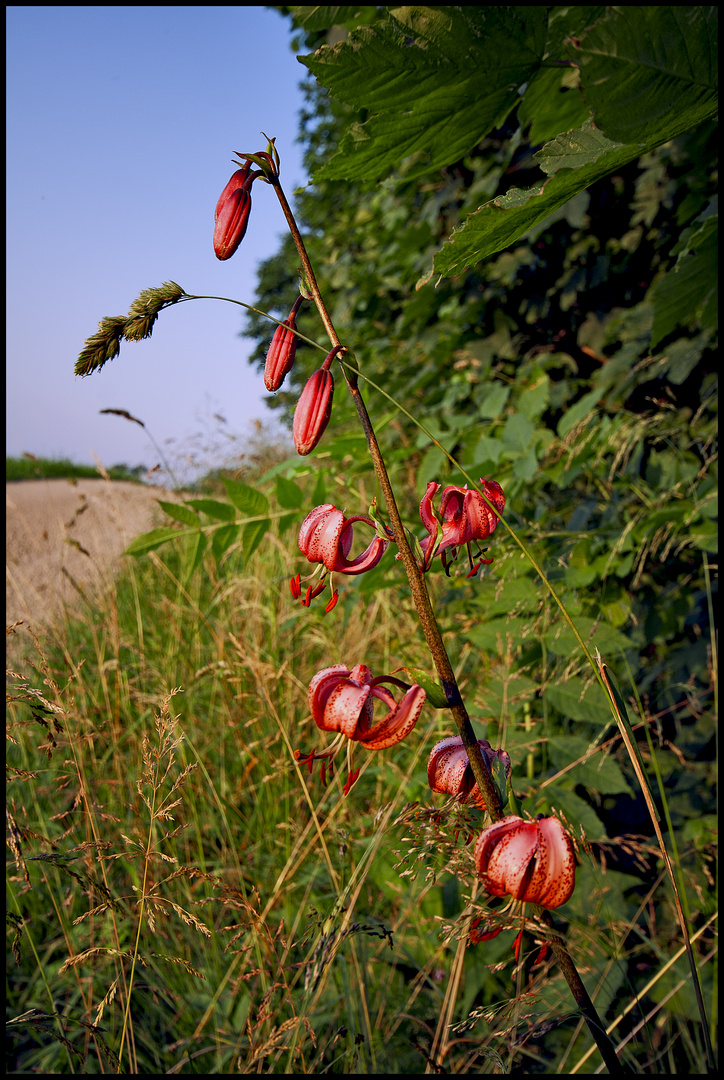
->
left=7, top=6, right=311, bottom=480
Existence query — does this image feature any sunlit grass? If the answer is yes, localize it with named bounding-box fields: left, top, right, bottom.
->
left=6, top=469, right=717, bottom=1073
left=6, top=455, right=147, bottom=484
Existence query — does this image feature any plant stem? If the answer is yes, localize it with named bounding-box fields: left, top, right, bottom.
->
left=272, top=174, right=628, bottom=1074
left=270, top=176, right=501, bottom=811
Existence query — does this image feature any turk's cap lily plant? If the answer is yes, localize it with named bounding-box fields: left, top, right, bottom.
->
left=427, top=735, right=511, bottom=810
left=474, top=814, right=576, bottom=910
left=418, top=478, right=505, bottom=576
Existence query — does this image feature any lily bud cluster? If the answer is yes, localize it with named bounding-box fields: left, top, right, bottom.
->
left=214, top=145, right=341, bottom=459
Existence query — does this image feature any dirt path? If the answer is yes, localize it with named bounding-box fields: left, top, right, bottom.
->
left=6, top=478, right=180, bottom=634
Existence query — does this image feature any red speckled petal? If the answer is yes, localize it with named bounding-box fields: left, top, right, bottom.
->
left=474, top=816, right=526, bottom=896
left=298, top=505, right=336, bottom=557
left=348, top=664, right=374, bottom=686
left=527, top=817, right=576, bottom=908
left=486, top=822, right=539, bottom=901
left=308, top=665, right=350, bottom=727
left=322, top=680, right=371, bottom=738
left=359, top=685, right=426, bottom=750
left=427, top=736, right=469, bottom=795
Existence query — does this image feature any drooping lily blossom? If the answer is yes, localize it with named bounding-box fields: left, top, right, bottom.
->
left=418, top=479, right=505, bottom=575
left=213, top=164, right=254, bottom=260
left=309, top=664, right=426, bottom=751
left=264, top=296, right=304, bottom=391
left=474, top=815, right=576, bottom=910
left=299, top=505, right=391, bottom=574
left=292, top=502, right=392, bottom=611
left=427, top=735, right=511, bottom=810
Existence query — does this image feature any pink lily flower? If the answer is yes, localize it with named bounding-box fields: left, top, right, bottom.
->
left=292, top=503, right=392, bottom=611
left=298, top=505, right=391, bottom=574
left=427, top=735, right=511, bottom=810
left=474, top=815, right=576, bottom=910
left=308, top=664, right=426, bottom=751
left=418, top=478, right=505, bottom=575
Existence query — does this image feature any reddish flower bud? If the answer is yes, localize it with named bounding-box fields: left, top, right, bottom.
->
left=427, top=735, right=511, bottom=810
left=213, top=167, right=252, bottom=261
left=474, top=815, right=576, bottom=910
left=264, top=297, right=304, bottom=391
left=293, top=369, right=334, bottom=456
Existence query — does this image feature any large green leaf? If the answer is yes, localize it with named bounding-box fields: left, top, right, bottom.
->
left=650, top=214, right=718, bottom=347
left=300, top=6, right=548, bottom=181
left=417, top=125, right=641, bottom=286
left=157, top=500, right=200, bottom=527
left=572, top=6, right=718, bottom=146
left=184, top=498, right=237, bottom=522
left=417, top=6, right=718, bottom=285
left=123, top=527, right=185, bottom=557
left=221, top=478, right=269, bottom=517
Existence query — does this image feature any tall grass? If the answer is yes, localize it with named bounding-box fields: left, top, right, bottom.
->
left=6, top=456, right=147, bottom=484
left=6, top=466, right=717, bottom=1073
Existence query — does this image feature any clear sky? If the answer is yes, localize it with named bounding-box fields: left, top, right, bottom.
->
left=7, top=6, right=310, bottom=481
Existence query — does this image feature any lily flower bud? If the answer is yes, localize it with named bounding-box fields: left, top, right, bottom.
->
left=427, top=735, right=511, bottom=810
left=213, top=165, right=253, bottom=261
left=264, top=296, right=304, bottom=391
left=474, top=815, right=576, bottom=910
left=293, top=368, right=334, bottom=456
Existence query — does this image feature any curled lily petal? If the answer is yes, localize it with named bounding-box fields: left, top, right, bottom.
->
left=356, top=683, right=427, bottom=750
left=322, top=680, right=373, bottom=739
left=418, top=481, right=441, bottom=566
left=308, top=665, right=353, bottom=726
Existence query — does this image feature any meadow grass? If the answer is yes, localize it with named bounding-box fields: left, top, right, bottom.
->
left=6, top=456, right=147, bottom=484
left=6, top=470, right=717, bottom=1073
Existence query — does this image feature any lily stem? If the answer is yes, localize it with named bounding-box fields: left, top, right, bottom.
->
left=271, top=174, right=627, bottom=1074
